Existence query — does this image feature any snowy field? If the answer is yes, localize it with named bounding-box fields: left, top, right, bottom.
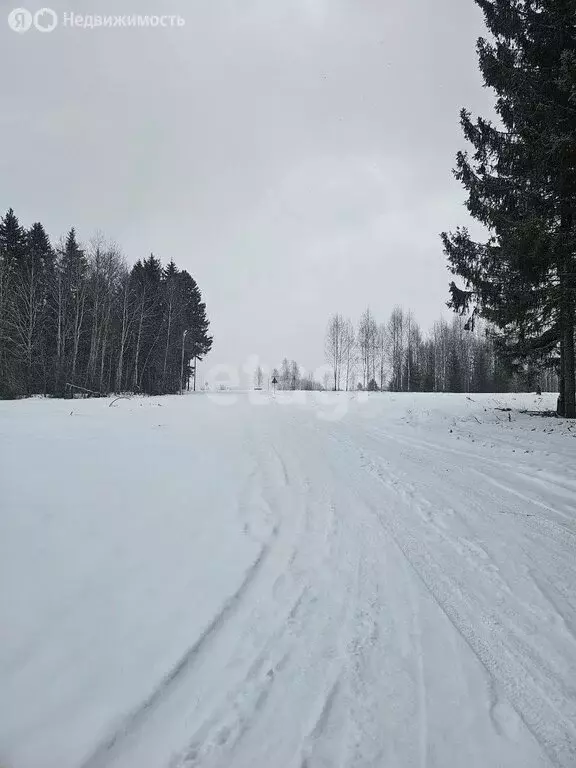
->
left=1, top=391, right=576, bottom=768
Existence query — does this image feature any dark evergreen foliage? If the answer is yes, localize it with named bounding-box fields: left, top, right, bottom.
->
left=442, top=0, right=576, bottom=417
left=0, top=209, right=213, bottom=398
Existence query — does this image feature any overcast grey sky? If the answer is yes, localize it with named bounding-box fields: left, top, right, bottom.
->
left=1, top=0, right=494, bottom=374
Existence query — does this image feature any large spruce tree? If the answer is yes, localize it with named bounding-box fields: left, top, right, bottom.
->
left=442, top=0, right=576, bottom=417
left=179, top=271, right=213, bottom=356
left=0, top=209, right=27, bottom=396
left=19, top=223, right=54, bottom=393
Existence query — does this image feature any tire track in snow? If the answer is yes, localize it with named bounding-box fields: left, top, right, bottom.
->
left=173, top=586, right=310, bottom=768
left=308, top=421, right=566, bottom=762
left=339, top=431, right=576, bottom=768
left=477, top=472, right=576, bottom=528
left=271, top=445, right=290, bottom=487
left=82, top=403, right=574, bottom=768
left=341, top=424, right=575, bottom=587
left=526, top=570, right=576, bottom=644
left=412, top=581, right=429, bottom=768
left=299, top=676, right=343, bottom=768
left=146, top=433, right=326, bottom=768
left=376, top=427, right=576, bottom=532
left=80, top=537, right=275, bottom=768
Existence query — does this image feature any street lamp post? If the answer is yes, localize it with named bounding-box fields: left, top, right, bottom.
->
left=180, top=329, right=188, bottom=395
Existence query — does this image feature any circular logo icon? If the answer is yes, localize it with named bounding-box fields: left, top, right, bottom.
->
left=34, top=7, right=57, bottom=32
left=8, top=7, right=33, bottom=33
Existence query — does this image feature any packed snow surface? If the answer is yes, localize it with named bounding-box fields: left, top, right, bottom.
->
left=1, top=391, right=576, bottom=768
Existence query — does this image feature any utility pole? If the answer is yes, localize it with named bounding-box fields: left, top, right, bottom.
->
left=180, top=329, right=188, bottom=395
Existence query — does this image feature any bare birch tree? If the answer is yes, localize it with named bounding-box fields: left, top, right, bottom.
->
left=342, top=317, right=356, bottom=391
left=357, top=308, right=378, bottom=389
left=387, top=306, right=405, bottom=392
left=324, top=313, right=347, bottom=390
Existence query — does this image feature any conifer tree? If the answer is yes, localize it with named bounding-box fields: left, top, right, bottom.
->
left=57, top=229, right=88, bottom=391
left=0, top=208, right=27, bottom=268
left=161, top=260, right=180, bottom=391
left=178, top=271, right=213, bottom=386
left=0, top=209, right=214, bottom=399
left=0, top=209, right=27, bottom=395
left=13, top=223, right=55, bottom=392
left=442, top=0, right=576, bottom=417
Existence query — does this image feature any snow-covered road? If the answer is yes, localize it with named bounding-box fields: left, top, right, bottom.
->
left=1, top=392, right=576, bottom=768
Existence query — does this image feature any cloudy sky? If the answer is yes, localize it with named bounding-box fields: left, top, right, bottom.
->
left=1, top=0, right=494, bottom=376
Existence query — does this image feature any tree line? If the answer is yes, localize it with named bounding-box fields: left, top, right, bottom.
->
left=261, top=360, right=323, bottom=391
left=442, top=0, right=576, bottom=417
left=0, top=208, right=212, bottom=398
left=324, top=307, right=557, bottom=393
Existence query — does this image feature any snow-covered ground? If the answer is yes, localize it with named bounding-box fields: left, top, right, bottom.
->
left=1, top=391, right=575, bottom=768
